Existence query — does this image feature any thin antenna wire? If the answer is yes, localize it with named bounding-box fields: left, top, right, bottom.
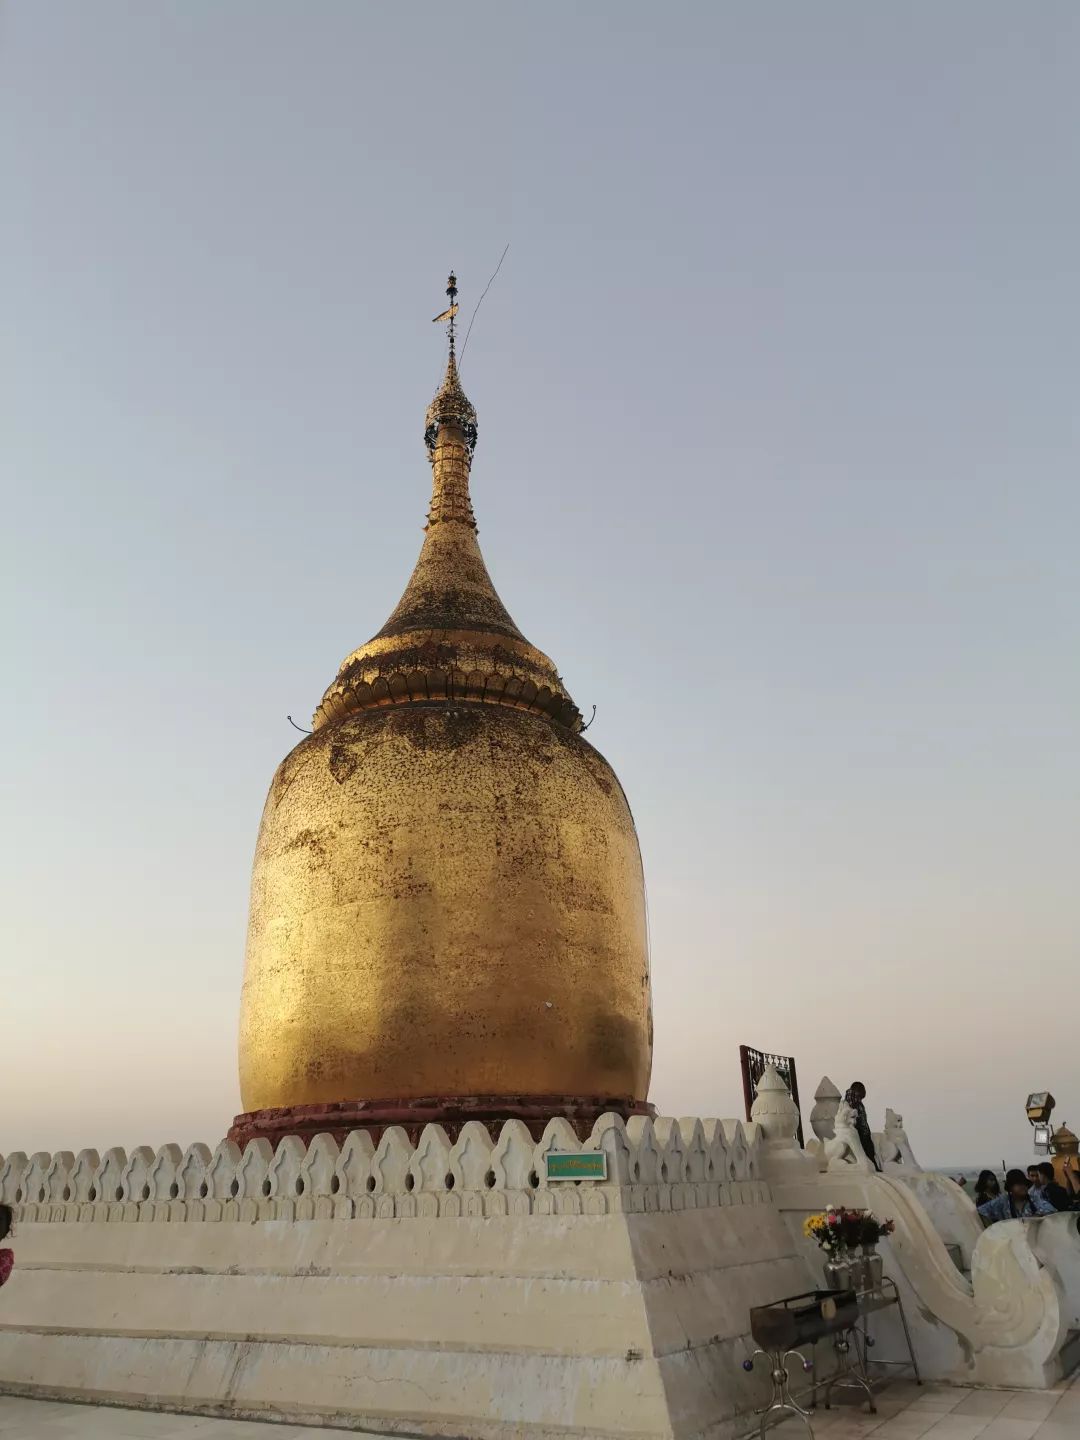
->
left=458, top=243, right=509, bottom=363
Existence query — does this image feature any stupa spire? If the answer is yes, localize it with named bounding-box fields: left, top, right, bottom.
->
left=423, top=273, right=479, bottom=529
left=311, top=273, right=582, bottom=733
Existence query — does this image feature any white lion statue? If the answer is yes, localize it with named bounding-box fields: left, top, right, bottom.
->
left=806, top=1100, right=876, bottom=1174
left=873, top=1108, right=921, bottom=1172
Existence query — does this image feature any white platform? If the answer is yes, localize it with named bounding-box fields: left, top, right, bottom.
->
left=0, top=1116, right=810, bottom=1439
left=4, top=1092, right=1078, bottom=1436
left=4, top=1376, right=1080, bottom=1440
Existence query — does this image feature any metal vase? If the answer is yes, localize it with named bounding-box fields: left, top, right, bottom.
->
left=823, top=1253, right=852, bottom=1290
left=848, top=1254, right=870, bottom=1292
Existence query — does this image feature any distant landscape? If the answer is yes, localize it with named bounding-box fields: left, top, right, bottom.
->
left=932, top=1167, right=995, bottom=1190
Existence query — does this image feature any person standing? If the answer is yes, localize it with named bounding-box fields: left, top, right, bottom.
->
left=1035, top=1162, right=1072, bottom=1212
left=844, top=1081, right=880, bottom=1171
left=973, top=1170, right=1001, bottom=1208
left=0, top=1205, right=13, bottom=1289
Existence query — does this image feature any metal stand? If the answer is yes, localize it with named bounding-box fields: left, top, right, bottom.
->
left=819, top=1277, right=921, bottom=1412
left=742, top=1348, right=815, bottom=1438
left=819, top=1326, right=876, bottom=1413
left=739, top=1280, right=918, bottom=1437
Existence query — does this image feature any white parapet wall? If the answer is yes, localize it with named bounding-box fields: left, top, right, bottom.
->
left=0, top=1114, right=816, bottom=1440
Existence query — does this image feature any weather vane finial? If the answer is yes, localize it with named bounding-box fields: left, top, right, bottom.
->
left=432, top=272, right=459, bottom=360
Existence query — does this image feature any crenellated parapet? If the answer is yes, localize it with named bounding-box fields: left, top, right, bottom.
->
left=1, top=1114, right=767, bottom=1226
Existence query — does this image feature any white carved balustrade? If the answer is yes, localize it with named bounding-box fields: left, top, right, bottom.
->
left=334, top=1131, right=375, bottom=1219
left=448, top=1121, right=494, bottom=1219
left=235, top=1138, right=273, bottom=1221
left=119, top=1146, right=155, bottom=1221
left=175, top=1143, right=212, bottom=1220
left=532, top=1118, right=585, bottom=1216
left=266, top=1135, right=306, bottom=1221
left=19, top=1152, right=55, bottom=1221
left=145, top=1144, right=183, bottom=1221
left=203, top=1140, right=240, bottom=1220
left=21, top=1152, right=49, bottom=1211
left=297, top=1134, right=340, bottom=1220
left=626, top=1115, right=662, bottom=1212
left=700, top=1119, right=728, bottom=1200
left=653, top=1116, right=689, bottom=1210
left=721, top=1119, right=750, bottom=1192
left=588, top=1113, right=632, bottom=1188
left=0, top=1153, right=28, bottom=1208
left=95, top=1148, right=128, bottom=1220
left=488, top=1118, right=543, bottom=1216
left=678, top=1117, right=710, bottom=1207
left=70, top=1149, right=100, bottom=1220
left=5, top=1113, right=776, bottom=1226
left=41, top=1151, right=74, bottom=1221
left=407, top=1124, right=455, bottom=1218
left=369, top=1126, right=413, bottom=1219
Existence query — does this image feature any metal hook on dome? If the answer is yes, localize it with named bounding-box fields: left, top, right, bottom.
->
left=287, top=715, right=313, bottom=735
left=580, top=704, right=597, bottom=732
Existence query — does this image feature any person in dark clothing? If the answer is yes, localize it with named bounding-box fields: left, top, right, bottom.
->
left=843, top=1081, right=880, bottom=1170
left=973, top=1170, right=1001, bottom=1208
left=1035, top=1162, right=1072, bottom=1211
left=0, top=1204, right=13, bottom=1289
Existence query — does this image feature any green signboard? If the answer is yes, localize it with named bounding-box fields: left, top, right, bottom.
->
left=545, top=1151, right=607, bottom=1182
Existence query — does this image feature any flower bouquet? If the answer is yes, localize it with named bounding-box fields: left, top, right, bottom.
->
left=803, top=1206, right=894, bottom=1291
left=803, top=1205, right=863, bottom=1256
left=855, top=1211, right=894, bottom=1290
left=859, top=1212, right=896, bottom=1247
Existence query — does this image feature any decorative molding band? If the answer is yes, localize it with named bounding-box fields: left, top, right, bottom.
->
left=314, top=667, right=582, bottom=733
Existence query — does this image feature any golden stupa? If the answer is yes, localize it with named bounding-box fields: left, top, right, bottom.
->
left=235, top=278, right=652, bottom=1140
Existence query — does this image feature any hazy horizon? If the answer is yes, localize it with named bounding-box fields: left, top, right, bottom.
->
left=3, top=2, right=1078, bottom=1169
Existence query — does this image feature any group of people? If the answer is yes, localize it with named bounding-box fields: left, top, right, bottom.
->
left=972, top=1163, right=1078, bottom=1224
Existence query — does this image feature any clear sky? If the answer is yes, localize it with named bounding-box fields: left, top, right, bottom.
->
left=3, top=3, right=1077, bottom=1168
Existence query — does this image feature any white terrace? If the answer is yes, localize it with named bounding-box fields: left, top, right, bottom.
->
left=1, top=1071, right=1077, bottom=1438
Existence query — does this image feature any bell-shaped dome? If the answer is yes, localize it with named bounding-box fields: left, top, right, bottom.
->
left=235, top=280, right=652, bottom=1143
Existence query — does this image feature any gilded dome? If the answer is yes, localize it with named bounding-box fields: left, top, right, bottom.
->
left=237, top=291, right=652, bottom=1128
left=240, top=705, right=650, bottom=1111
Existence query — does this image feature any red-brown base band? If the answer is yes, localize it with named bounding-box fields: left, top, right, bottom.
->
left=228, top=1093, right=654, bottom=1149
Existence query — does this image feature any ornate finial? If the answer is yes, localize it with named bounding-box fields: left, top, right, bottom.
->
left=426, top=271, right=477, bottom=461
left=446, top=272, right=458, bottom=359
left=432, top=272, right=459, bottom=359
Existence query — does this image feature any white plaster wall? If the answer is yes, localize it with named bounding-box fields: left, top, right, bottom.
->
left=893, top=1171, right=984, bottom=1271
left=0, top=1206, right=812, bottom=1439
left=0, top=1117, right=816, bottom=1440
